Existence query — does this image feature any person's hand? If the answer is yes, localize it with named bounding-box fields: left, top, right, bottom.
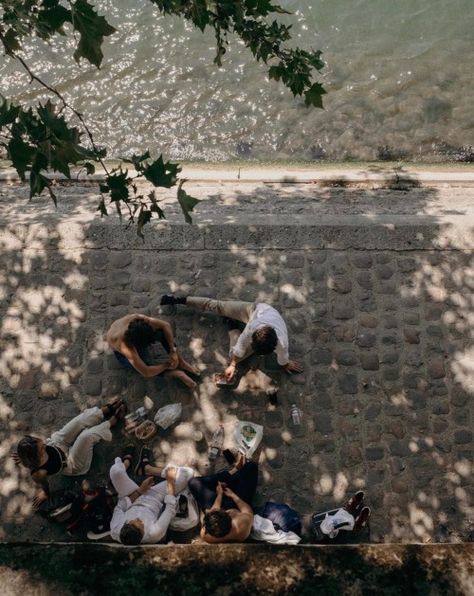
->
left=139, top=477, right=154, bottom=494
left=216, top=481, right=226, bottom=496
left=32, top=490, right=48, bottom=509
left=165, top=466, right=177, bottom=482
left=223, top=486, right=237, bottom=499
left=167, top=351, right=179, bottom=370
left=11, top=452, right=21, bottom=466
left=224, top=363, right=236, bottom=383
left=283, top=360, right=303, bottom=374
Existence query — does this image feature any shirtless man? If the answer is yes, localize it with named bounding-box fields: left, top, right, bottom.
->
left=188, top=456, right=257, bottom=543
left=106, top=314, right=199, bottom=389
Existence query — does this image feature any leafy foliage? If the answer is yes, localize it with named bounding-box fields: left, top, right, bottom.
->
left=0, top=0, right=325, bottom=233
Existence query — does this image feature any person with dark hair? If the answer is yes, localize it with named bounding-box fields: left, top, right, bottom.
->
left=160, top=295, right=303, bottom=383
left=13, top=399, right=126, bottom=507
left=106, top=313, right=199, bottom=389
left=189, top=454, right=257, bottom=543
left=109, top=448, right=194, bottom=544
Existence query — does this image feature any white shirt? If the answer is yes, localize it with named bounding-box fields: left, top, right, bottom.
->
left=232, top=303, right=289, bottom=366
left=110, top=488, right=177, bottom=544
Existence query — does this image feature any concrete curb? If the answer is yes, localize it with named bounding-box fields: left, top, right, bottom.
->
left=1, top=167, right=474, bottom=185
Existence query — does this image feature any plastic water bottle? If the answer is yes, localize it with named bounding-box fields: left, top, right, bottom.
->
left=291, top=404, right=302, bottom=426
left=208, top=425, right=224, bottom=461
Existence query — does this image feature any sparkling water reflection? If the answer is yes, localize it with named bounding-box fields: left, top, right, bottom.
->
left=1, top=0, right=473, bottom=161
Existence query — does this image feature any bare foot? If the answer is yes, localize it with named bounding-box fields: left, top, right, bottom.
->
left=165, top=369, right=197, bottom=390
left=178, top=357, right=200, bottom=377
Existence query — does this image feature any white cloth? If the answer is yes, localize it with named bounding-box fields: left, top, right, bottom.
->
left=232, top=303, right=289, bottom=366
left=48, top=407, right=112, bottom=476
left=168, top=487, right=200, bottom=532
left=109, top=458, right=194, bottom=544
left=320, top=509, right=355, bottom=539
left=250, top=514, right=301, bottom=544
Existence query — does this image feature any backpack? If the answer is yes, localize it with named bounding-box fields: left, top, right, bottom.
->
left=254, top=501, right=302, bottom=535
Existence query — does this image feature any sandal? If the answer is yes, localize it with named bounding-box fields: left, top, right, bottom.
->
left=103, top=398, right=125, bottom=420
left=121, top=445, right=136, bottom=467
left=134, top=446, right=154, bottom=476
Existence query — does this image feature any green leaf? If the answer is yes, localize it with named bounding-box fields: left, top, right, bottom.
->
left=177, top=179, right=200, bottom=224
left=137, top=207, right=152, bottom=238
left=3, top=29, right=21, bottom=53
left=143, top=155, right=181, bottom=188
left=30, top=171, right=57, bottom=206
left=36, top=5, right=72, bottom=38
left=71, top=0, right=116, bottom=68
left=148, top=191, right=166, bottom=219
left=0, top=99, right=20, bottom=127
left=7, top=137, right=36, bottom=180
left=104, top=170, right=130, bottom=201
left=190, top=0, right=209, bottom=31
left=96, top=197, right=108, bottom=216
left=84, top=162, right=95, bottom=175
left=304, top=82, right=326, bottom=108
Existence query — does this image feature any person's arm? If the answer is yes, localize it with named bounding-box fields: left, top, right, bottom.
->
left=146, top=469, right=178, bottom=543
left=142, top=316, right=179, bottom=369
left=207, top=481, right=224, bottom=512
left=109, top=504, right=126, bottom=542
left=225, top=326, right=252, bottom=381
left=276, top=340, right=290, bottom=367
left=223, top=487, right=253, bottom=515
left=31, top=470, right=50, bottom=507
left=118, top=341, right=170, bottom=378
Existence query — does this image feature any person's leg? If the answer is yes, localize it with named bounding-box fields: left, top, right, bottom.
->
left=63, top=420, right=113, bottom=476
left=149, top=466, right=195, bottom=499
left=163, top=369, right=197, bottom=389
left=49, top=407, right=106, bottom=451
left=188, top=470, right=231, bottom=511
left=109, top=457, right=140, bottom=497
left=227, top=461, right=259, bottom=505
left=186, top=297, right=255, bottom=324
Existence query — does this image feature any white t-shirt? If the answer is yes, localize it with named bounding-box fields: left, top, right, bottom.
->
left=232, top=303, right=289, bottom=366
left=110, top=488, right=177, bottom=544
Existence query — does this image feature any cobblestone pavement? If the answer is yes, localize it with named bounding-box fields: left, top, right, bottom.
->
left=0, top=181, right=473, bottom=543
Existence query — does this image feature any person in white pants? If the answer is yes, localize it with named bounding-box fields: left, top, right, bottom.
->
left=109, top=455, right=194, bottom=545
left=15, top=399, right=125, bottom=507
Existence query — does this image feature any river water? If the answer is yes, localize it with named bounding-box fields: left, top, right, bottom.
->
left=1, top=0, right=473, bottom=161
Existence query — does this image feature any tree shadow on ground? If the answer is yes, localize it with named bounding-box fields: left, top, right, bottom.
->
left=0, top=177, right=472, bottom=544
left=0, top=543, right=472, bottom=596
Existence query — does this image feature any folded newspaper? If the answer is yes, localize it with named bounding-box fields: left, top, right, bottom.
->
left=234, top=420, right=263, bottom=458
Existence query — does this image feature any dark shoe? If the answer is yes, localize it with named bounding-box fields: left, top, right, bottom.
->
left=354, top=506, right=371, bottom=530
left=160, top=294, right=187, bottom=306
left=344, top=490, right=364, bottom=516
left=223, top=317, right=246, bottom=332
left=134, top=446, right=154, bottom=476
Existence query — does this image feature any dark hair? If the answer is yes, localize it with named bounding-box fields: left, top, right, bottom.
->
left=120, top=522, right=143, bottom=545
left=17, top=436, right=41, bottom=469
left=251, top=325, right=278, bottom=355
left=204, top=510, right=232, bottom=538
left=124, top=319, right=155, bottom=349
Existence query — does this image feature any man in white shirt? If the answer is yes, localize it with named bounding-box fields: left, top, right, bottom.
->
left=161, top=295, right=303, bottom=383
left=109, top=454, right=194, bottom=545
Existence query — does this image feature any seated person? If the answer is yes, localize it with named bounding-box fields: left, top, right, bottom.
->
left=109, top=447, right=194, bottom=545
left=106, top=313, right=199, bottom=389
left=188, top=455, right=258, bottom=543
left=160, top=295, right=303, bottom=384
left=13, top=399, right=126, bottom=507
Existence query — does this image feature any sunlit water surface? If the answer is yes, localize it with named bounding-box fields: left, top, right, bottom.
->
left=1, top=0, right=473, bottom=161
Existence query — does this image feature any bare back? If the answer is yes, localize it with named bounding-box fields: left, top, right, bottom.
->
left=106, top=314, right=143, bottom=352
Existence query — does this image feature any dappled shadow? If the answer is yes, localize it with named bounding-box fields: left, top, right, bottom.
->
left=0, top=543, right=472, bottom=596
left=0, top=177, right=473, bottom=544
